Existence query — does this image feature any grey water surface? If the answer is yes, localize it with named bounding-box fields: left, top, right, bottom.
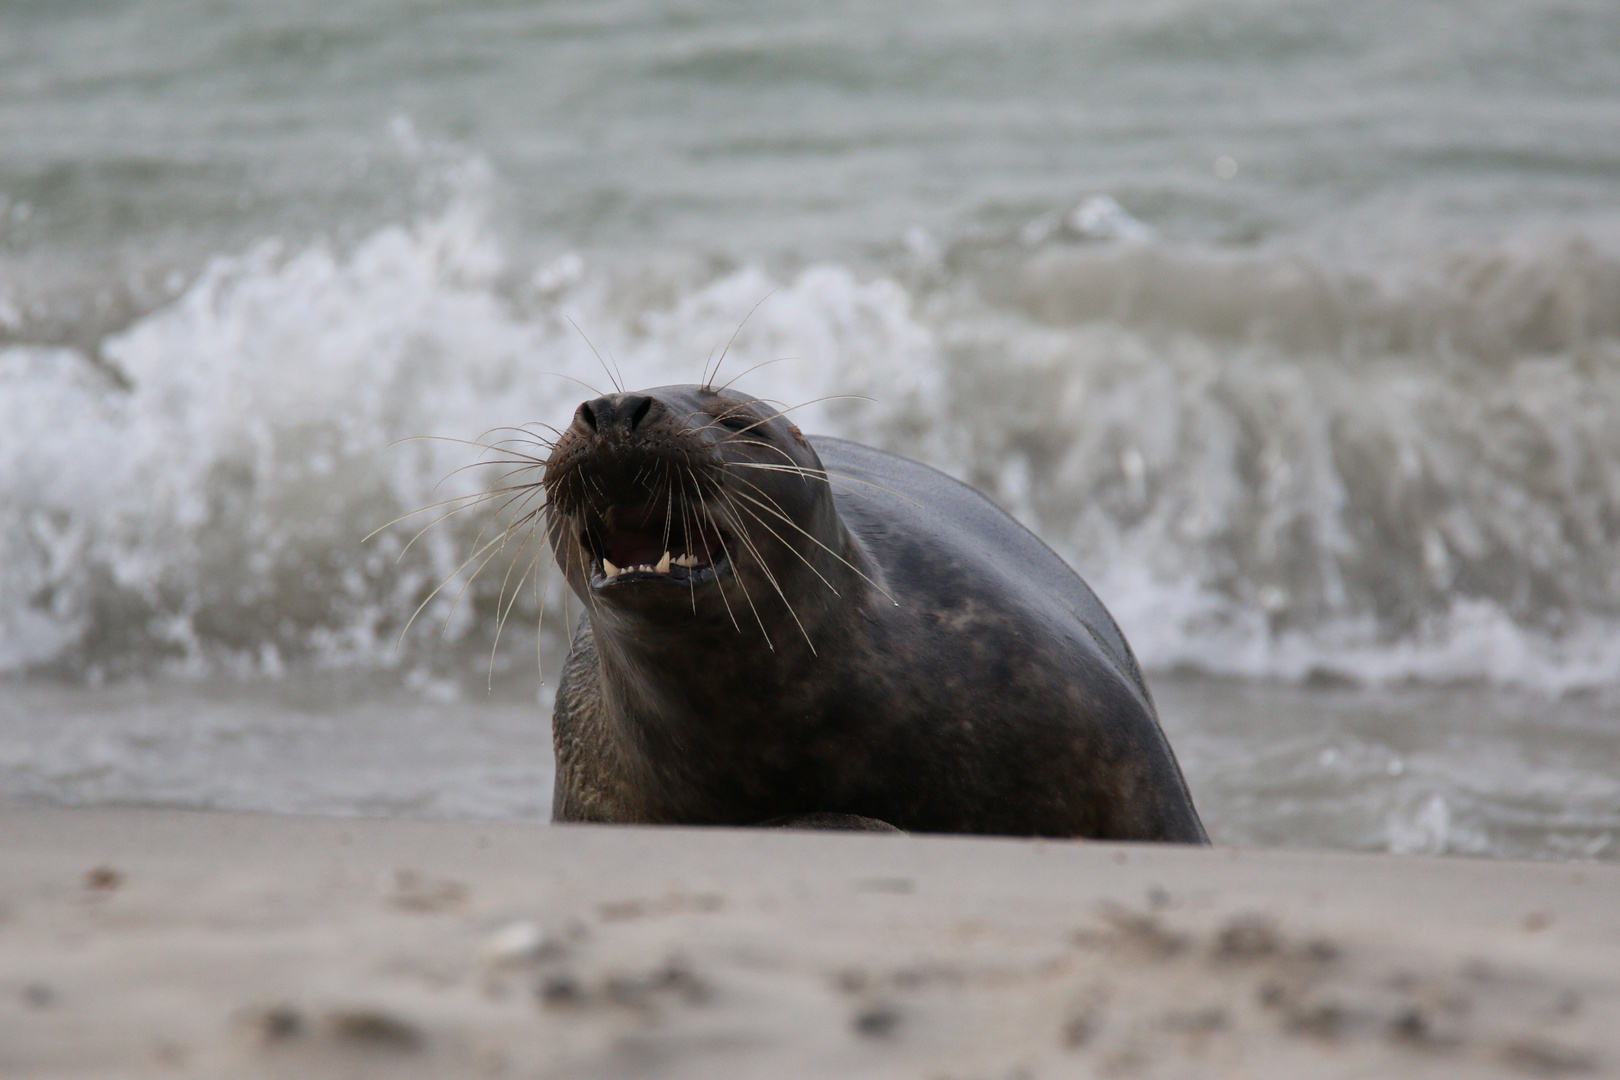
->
left=2, top=0, right=1618, bottom=859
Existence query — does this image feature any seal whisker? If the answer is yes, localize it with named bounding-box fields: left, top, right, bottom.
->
left=440, top=453, right=547, bottom=476
left=538, top=369, right=607, bottom=398
left=723, top=480, right=899, bottom=603
left=442, top=543, right=516, bottom=638
left=496, top=511, right=563, bottom=672
left=462, top=484, right=550, bottom=570
left=397, top=516, right=530, bottom=648
left=703, top=434, right=803, bottom=470
left=674, top=467, right=708, bottom=618
left=466, top=437, right=555, bottom=461
left=451, top=492, right=553, bottom=629
left=488, top=513, right=552, bottom=688
left=712, top=355, right=798, bottom=396
left=684, top=397, right=836, bottom=447
left=715, top=487, right=817, bottom=653
left=659, top=461, right=677, bottom=555
left=714, top=395, right=879, bottom=440
left=562, top=314, right=624, bottom=394
left=708, top=503, right=777, bottom=649
left=558, top=518, right=572, bottom=646
left=391, top=483, right=545, bottom=571
left=460, top=492, right=546, bottom=565
left=702, top=289, right=778, bottom=390
left=445, top=459, right=548, bottom=479
left=501, top=437, right=559, bottom=460
left=533, top=517, right=562, bottom=683
left=479, top=421, right=565, bottom=443
left=473, top=438, right=556, bottom=461
left=717, top=472, right=797, bottom=525
left=682, top=465, right=740, bottom=631
left=391, top=433, right=551, bottom=463
left=483, top=430, right=557, bottom=448
left=572, top=530, right=599, bottom=615
left=545, top=511, right=571, bottom=650
left=438, top=457, right=547, bottom=481
left=700, top=339, right=720, bottom=387
left=363, top=482, right=539, bottom=547
left=725, top=492, right=841, bottom=601
left=699, top=489, right=767, bottom=646
left=723, top=462, right=925, bottom=507
left=686, top=404, right=763, bottom=440
left=395, top=438, right=550, bottom=511
left=488, top=501, right=549, bottom=595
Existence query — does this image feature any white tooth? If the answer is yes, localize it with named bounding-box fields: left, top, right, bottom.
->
left=602, top=558, right=620, bottom=578
left=674, top=554, right=698, bottom=569
left=655, top=551, right=671, bottom=574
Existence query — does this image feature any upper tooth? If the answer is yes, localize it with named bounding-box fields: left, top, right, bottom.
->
left=602, top=558, right=620, bottom=578
left=655, top=551, right=671, bottom=574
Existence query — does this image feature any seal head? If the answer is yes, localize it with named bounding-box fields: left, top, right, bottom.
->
left=543, top=384, right=850, bottom=638
left=542, top=383, right=1207, bottom=842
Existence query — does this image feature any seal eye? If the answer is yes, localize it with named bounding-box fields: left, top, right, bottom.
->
left=715, top=409, right=757, bottom=433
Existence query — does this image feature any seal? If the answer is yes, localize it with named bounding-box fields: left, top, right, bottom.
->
left=540, top=384, right=1207, bottom=842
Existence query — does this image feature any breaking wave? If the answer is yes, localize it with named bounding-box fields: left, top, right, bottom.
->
left=4, top=188, right=1619, bottom=693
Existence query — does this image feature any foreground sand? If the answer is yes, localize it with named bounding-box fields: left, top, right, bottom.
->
left=1, top=810, right=1615, bottom=1079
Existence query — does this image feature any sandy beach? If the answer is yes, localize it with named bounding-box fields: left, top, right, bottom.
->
left=5, top=4, right=1620, bottom=1077
left=2, top=809, right=1614, bottom=1079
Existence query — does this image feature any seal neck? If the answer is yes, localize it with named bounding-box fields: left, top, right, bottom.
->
left=586, top=521, right=882, bottom=811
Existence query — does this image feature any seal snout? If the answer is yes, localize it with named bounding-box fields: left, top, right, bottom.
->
left=577, top=393, right=654, bottom=436
left=543, top=383, right=831, bottom=606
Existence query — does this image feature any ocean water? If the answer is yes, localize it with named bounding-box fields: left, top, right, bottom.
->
left=2, top=0, right=1618, bottom=859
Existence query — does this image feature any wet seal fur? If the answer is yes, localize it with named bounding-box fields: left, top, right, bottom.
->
left=543, top=384, right=1206, bottom=842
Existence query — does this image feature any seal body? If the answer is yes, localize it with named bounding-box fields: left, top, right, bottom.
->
left=542, top=384, right=1206, bottom=842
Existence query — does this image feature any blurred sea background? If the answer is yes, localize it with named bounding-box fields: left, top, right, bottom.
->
left=3, top=0, right=1618, bottom=860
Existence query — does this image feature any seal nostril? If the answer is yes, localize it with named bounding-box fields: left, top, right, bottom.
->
left=628, top=395, right=653, bottom=430
left=580, top=394, right=652, bottom=434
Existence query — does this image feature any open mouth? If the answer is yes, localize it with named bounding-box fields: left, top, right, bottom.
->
left=581, top=499, right=729, bottom=589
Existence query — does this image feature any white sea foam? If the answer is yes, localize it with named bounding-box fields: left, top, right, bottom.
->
left=0, top=193, right=946, bottom=679
left=4, top=190, right=1620, bottom=694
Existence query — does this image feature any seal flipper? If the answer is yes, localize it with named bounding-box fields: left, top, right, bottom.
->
left=761, top=813, right=905, bottom=833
